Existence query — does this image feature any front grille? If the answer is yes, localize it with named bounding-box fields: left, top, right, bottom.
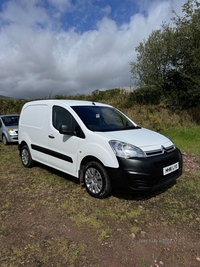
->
left=145, top=145, right=175, bottom=157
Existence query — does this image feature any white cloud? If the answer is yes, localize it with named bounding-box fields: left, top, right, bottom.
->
left=0, top=0, right=51, bottom=27
left=0, top=0, right=186, bottom=98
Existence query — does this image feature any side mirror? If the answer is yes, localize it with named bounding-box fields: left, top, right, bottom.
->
left=59, top=124, right=74, bottom=135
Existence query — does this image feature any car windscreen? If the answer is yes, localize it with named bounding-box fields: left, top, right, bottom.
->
left=2, top=116, right=20, bottom=126
left=72, top=105, right=138, bottom=132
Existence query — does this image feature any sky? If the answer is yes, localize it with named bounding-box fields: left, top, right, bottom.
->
left=0, top=0, right=186, bottom=99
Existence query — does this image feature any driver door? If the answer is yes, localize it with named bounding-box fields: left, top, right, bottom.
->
left=47, top=105, right=81, bottom=177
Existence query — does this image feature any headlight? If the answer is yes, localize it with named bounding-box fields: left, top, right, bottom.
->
left=109, top=140, right=146, bottom=158
left=7, top=128, right=15, bottom=134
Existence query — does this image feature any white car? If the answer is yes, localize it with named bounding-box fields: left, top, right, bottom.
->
left=0, top=114, right=20, bottom=145
left=18, top=100, right=182, bottom=198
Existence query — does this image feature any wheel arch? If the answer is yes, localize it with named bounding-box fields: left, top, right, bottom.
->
left=80, top=155, right=104, bottom=171
left=78, top=155, right=106, bottom=186
left=18, top=140, right=28, bottom=151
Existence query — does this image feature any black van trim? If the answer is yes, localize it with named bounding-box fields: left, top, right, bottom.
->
left=31, top=144, right=73, bottom=163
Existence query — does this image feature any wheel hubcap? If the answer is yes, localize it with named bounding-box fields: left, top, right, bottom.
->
left=22, top=149, right=29, bottom=165
left=85, top=167, right=103, bottom=194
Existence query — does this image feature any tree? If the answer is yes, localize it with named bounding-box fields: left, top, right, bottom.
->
left=165, top=0, right=200, bottom=108
left=130, top=0, right=200, bottom=108
left=130, top=28, right=175, bottom=89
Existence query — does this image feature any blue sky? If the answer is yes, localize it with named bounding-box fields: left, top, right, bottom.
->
left=0, top=0, right=185, bottom=98
left=58, top=0, right=140, bottom=32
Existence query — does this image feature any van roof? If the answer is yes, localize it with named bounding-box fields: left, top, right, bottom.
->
left=24, top=99, right=111, bottom=107
left=0, top=114, right=20, bottom=117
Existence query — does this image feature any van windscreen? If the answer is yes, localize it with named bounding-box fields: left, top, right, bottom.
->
left=72, top=106, right=138, bottom=132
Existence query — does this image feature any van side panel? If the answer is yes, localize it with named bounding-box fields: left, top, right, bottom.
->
left=19, top=103, right=49, bottom=164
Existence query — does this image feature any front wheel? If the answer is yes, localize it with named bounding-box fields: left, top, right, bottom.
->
left=83, top=161, right=111, bottom=199
left=20, top=145, right=34, bottom=168
left=2, top=135, right=8, bottom=145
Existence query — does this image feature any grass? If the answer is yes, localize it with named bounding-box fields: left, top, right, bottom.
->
left=0, top=105, right=200, bottom=266
left=161, top=125, right=200, bottom=156
left=1, top=238, right=87, bottom=267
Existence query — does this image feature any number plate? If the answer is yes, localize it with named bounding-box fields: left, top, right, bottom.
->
left=163, top=162, right=179, bottom=176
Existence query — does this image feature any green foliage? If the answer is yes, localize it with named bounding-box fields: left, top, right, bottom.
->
left=164, top=0, right=200, bottom=108
left=126, top=86, right=163, bottom=106
left=161, top=125, right=200, bottom=155
left=0, top=98, right=27, bottom=114
left=130, top=29, right=171, bottom=89
left=54, top=94, right=89, bottom=100
left=90, top=88, right=121, bottom=101
left=0, top=90, right=199, bottom=133
left=130, top=0, right=200, bottom=109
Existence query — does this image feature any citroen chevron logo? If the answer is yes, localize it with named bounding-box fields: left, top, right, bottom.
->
left=161, top=145, right=166, bottom=153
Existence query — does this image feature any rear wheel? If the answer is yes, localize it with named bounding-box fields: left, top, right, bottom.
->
left=2, top=135, right=8, bottom=145
left=83, top=161, right=111, bottom=198
left=20, top=145, right=34, bottom=168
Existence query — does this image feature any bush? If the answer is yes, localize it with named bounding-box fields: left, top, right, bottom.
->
left=126, top=86, right=163, bottom=107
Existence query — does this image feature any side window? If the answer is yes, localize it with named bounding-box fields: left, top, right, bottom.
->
left=52, top=106, right=78, bottom=131
left=0, top=119, right=2, bottom=128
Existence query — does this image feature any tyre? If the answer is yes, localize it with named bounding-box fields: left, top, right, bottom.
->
left=83, top=161, right=111, bottom=198
left=20, top=145, right=34, bottom=168
left=2, top=135, right=8, bottom=145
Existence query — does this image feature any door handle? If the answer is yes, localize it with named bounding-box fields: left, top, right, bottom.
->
left=48, top=134, right=55, bottom=139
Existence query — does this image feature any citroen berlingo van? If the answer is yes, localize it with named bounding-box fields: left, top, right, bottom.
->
left=18, top=99, right=182, bottom=198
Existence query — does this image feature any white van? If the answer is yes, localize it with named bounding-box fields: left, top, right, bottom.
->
left=18, top=99, right=182, bottom=198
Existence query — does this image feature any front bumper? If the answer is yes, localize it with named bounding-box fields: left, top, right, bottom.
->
left=106, top=148, right=183, bottom=193
left=7, top=133, right=18, bottom=143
